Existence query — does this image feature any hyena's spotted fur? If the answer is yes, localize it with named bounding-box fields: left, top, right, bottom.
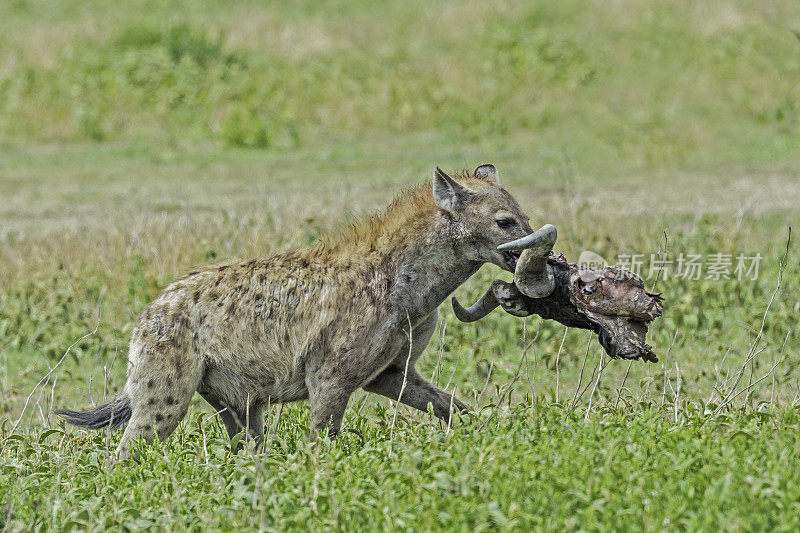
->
left=57, top=165, right=533, bottom=460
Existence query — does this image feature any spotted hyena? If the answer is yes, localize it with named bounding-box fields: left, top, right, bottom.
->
left=56, top=165, right=533, bottom=460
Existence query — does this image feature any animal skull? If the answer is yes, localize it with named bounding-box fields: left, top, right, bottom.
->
left=452, top=225, right=663, bottom=362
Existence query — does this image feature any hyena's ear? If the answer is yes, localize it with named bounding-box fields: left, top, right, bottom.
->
left=473, top=164, right=499, bottom=184
left=433, top=166, right=472, bottom=214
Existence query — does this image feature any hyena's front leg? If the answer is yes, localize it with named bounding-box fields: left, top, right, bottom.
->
left=306, top=375, right=356, bottom=440
left=363, top=311, right=470, bottom=420
left=304, top=327, right=398, bottom=439
left=364, top=367, right=470, bottom=420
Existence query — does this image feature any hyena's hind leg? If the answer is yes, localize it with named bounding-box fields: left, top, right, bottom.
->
left=116, top=344, right=204, bottom=461
left=199, top=392, right=265, bottom=452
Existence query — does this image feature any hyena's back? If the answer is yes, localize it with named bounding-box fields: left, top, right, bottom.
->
left=139, top=255, right=352, bottom=393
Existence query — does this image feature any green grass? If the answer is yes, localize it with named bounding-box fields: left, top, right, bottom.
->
left=4, top=404, right=800, bottom=531
left=1, top=0, right=800, bottom=531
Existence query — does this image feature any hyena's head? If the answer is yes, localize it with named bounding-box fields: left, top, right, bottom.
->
left=433, top=164, right=534, bottom=273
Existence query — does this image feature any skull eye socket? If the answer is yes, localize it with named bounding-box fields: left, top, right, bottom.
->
left=496, top=218, right=515, bottom=229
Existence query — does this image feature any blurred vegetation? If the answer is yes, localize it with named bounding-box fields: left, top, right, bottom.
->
left=1, top=0, right=799, bottom=168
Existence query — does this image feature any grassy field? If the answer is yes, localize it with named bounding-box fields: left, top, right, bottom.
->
left=2, top=0, right=800, bottom=530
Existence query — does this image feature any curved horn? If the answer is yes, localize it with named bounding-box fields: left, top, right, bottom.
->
left=500, top=224, right=557, bottom=298
left=451, top=289, right=500, bottom=322
left=497, top=223, right=557, bottom=251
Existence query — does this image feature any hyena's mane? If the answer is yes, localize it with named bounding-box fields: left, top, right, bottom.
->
left=314, top=171, right=482, bottom=260
left=182, top=171, right=481, bottom=276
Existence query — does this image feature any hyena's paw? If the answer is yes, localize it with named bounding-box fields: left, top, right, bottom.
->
left=493, top=281, right=530, bottom=317
left=447, top=396, right=473, bottom=424
left=452, top=396, right=470, bottom=415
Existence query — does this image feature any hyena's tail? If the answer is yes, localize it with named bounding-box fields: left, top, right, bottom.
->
left=55, top=392, right=132, bottom=430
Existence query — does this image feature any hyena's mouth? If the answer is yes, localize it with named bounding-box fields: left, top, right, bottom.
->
left=502, top=250, right=521, bottom=269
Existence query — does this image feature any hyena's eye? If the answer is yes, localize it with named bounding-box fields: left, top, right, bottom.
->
left=496, top=218, right=516, bottom=229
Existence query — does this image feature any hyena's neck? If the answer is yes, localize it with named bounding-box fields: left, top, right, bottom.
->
left=317, top=185, right=482, bottom=323
left=387, top=218, right=482, bottom=324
